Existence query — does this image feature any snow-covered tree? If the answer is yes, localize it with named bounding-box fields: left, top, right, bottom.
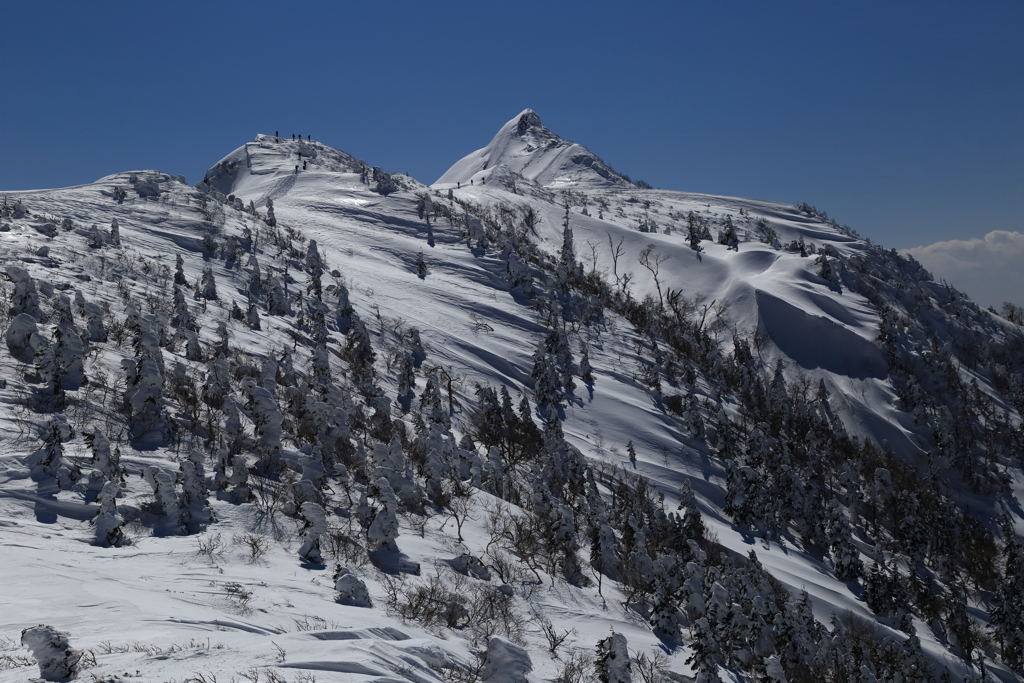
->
left=595, top=631, right=632, bottom=683
left=21, top=625, right=82, bottom=682
left=199, top=267, right=218, bottom=300
left=686, top=618, right=723, bottom=683
left=174, top=253, right=187, bottom=285
left=85, top=429, right=125, bottom=484
left=579, top=344, right=594, bottom=383
left=991, top=519, right=1024, bottom=670
left=297, top=501, right=327, bottom=564
left=93, top=480, right=125, bottom=547
left=179, top=450, right=214, bottom=533
left=27, top=419, right=78, bottom=490
left=6, top=312, right=41, bottom=363
left=717, top=215, right=738, bottom=248
left=265, top=198, right=277, bottom=227
left=480, top=636, right=533, bottom=683
left=7, top=266, right=42, bottom=319
left=83, top=302, right=107, bottom=343
left=824, top=500, right=862, bottom=581
left=143, top=466, right=181, bottom=532
left=334, top=567, right=372, bottom=607
left=109, top=217, right=120, bottom=245
left=367, top=477, right=400, bottom=552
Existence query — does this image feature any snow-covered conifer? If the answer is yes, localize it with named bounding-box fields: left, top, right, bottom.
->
left=506, top=252, right=532, bottom=290
left=224, top=235, right=238, bottom=263
left=265, top=276, right=289, bottom=315
left=85, top=429, right=125, bottom=484
left=297, top=501, right=327, bottom=564
left=246, top=301, right=261, bottom=330
left=415, top=250, right=427, bottom=278
left=579, top=345, right=594, bottom=383
left=595, top=631, right=632, bottom=683
left=396, top=352, right=416, bottom=407
left=174, top=253, right=187, bottom=285
left=7, top=266, right=42, bottom=319
left=179, top=450, right=214, bottom=533
left=650, top=589, right=681, bottom=642
left=109, top=217, right=120, bottom=245
left=265, top=198, right=277, bottom=227
left=590, top=515, right=621, bottom=582
left=825, top=500, right=862, bottom=581
left=333, top=567, right=372, bottom=607
left=171, top=285, right=194, bottom=330
left=199, top=267, right=218, bottom=300
left=93, top=480, right=125, bottom=547
left=531, top=345, right=559, bottom=409
left=419, top=371, right=448, bottom=427
left=677, top=480, right=706, bottom=541
left=717, top=215, right=738, bottom=248
left=242, top=378, right=284, bottom=474
left=52, top=295, right=74, bottom=324
left=991, top=517, right=1024, bottom=669
left=305, top=239, right=324, bottom=278
left=27, top=419, right=78, bottom=489
left=335, top=280, right=354, bottom=331
left=558, top=204, right=582, bottom=284
left=83, top=302, right=107, bottom=343
left=367, top=477, right=400, bottom=552
left=685, top=618, right=722, bottom=683
left=122, top=355, right=170, bottom=445
left=21, top=625, right=82, bottom=682
left=6, top=312, right=41, bottom=362
left=143, top=466, right=181, bottom=529
left=480, top=636, right=533, bottom=683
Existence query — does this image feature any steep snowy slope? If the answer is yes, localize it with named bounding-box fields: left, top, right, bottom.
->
left=1, top=112, right=1023, bottom=683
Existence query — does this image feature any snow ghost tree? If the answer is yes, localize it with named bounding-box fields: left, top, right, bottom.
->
left=21, top=625, right=82, bottom=681
left=265, top=198, right=277, bottom=227
left=83, top=302, right=107, bottom=343
left=27, top=419, right=78, bottom=490
left=480, top=636, right=533, bottom=683
left=93, top=480, right=125, bottom=547
left=297, top=501, right=327, bottom=564
left=174, top=253, right=187, bottom=285
left=6, top=312, right=41, bottom=363
left=199, top=267, right=218, bottom=300
left=7, top=266, right=42, bottom=319
left=85, top=428, right=125, bottom=484
left=143, top=466, right=181, bottom=532
left=109, top=217, right=120, bottom=245
left=367, top=477, right=400, bottom=552
left=334, top=567, right=372, bottom=607
left=179, top=450, right=214, bottom=533
left=122, top=353, right=171, bottom=446
left=595, top=631, right=632, bottom=683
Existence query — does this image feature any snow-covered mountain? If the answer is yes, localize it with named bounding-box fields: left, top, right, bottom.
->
left=1, top=111, right=1023, bottom=683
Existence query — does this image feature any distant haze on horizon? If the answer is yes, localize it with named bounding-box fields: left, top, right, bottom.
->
left=1, top=2, right=1020, bottom=306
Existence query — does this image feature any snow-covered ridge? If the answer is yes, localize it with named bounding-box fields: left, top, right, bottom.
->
left=0, top=111, right=1022, bottom=683
left=436, top=109, right=634, bottom=190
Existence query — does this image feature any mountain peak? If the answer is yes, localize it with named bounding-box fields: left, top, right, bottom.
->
left=435, top=109, right=632, bottom=190
left=515, top=108, right=543, bottom=133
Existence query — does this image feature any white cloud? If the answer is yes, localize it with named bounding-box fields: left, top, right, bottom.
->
left=904, top=230, right=1024, bottom=308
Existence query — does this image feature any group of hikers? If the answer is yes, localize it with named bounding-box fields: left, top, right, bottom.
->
left=270, top=131, right=312, bottom=173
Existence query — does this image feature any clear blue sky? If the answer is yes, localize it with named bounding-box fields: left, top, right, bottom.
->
left=2, top=2, right=1021, bottom=267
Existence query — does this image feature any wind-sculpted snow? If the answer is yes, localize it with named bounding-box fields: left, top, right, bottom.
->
left=0, top=113, right=1022, bottom=682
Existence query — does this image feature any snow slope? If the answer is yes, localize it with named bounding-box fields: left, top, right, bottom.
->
left=1, top=111, right=1022, bottom=682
